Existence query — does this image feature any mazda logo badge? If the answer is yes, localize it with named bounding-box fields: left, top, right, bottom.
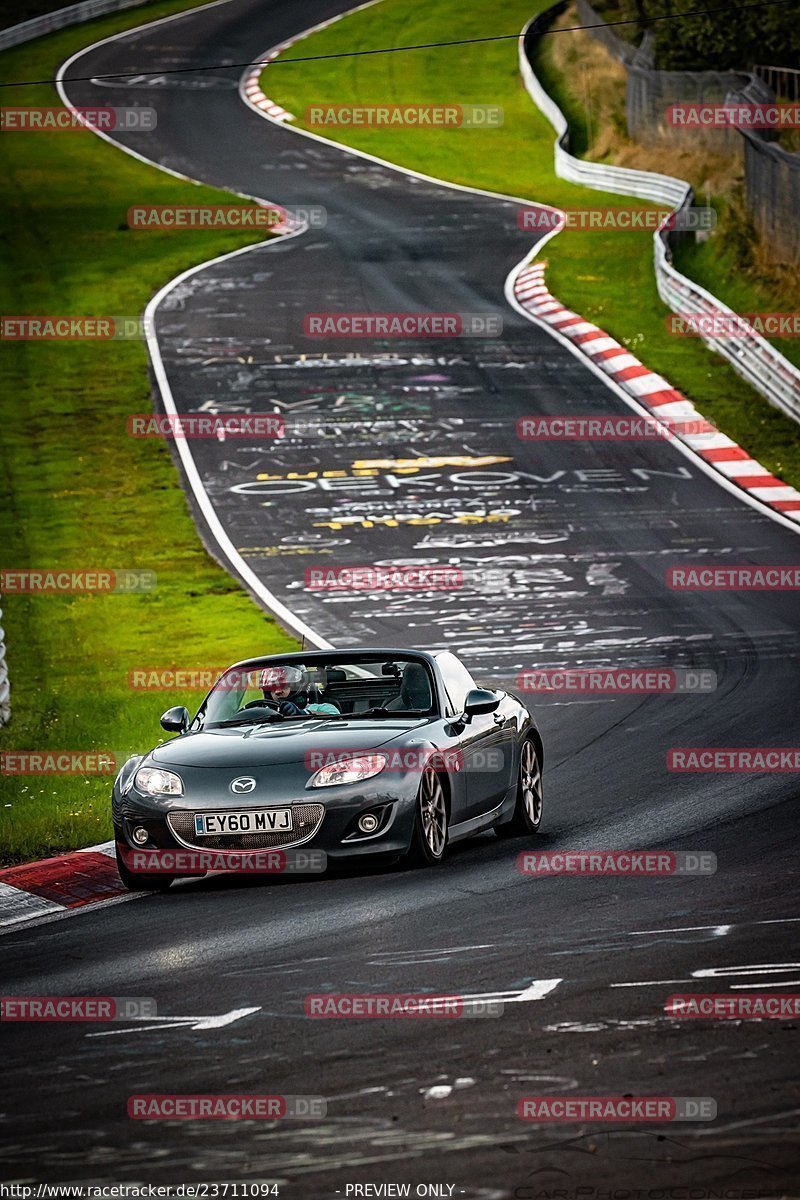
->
left=230, top=776, right=256, bottom=794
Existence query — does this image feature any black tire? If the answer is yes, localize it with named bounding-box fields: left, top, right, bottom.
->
left=115, top=845, right=175, bottom=892
left=407, top=768, right=449, bottom=865
left=495, top=737, right=543, bottom=838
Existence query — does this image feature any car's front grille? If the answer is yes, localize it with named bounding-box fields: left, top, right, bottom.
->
left=166, top=804, right=325, bottom=850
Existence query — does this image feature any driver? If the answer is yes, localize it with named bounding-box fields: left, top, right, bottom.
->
left=258, top=665, right=308, bottom=715
left=249, top=665, right=340, bottom=717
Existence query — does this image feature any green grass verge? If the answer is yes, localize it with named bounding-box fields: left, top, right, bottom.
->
left=0, top=0, right=297, bottom=866
left=262, top=0, right=800, bottom=491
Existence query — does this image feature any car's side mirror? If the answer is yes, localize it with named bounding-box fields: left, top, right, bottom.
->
left=463, top=688, right=501, bottom=718
left=160, top=705, right=190, bottom=733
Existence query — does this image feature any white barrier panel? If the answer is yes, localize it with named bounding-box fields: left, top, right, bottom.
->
left=519, top=14, right=800, bottom=426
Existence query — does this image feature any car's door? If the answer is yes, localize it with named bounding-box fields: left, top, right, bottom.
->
left=435, top=653, right=514, bottom=820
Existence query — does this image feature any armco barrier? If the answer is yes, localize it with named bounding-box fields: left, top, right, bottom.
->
left=0, top=0, right=151, bottom=51
left=520, top=9, right=800, bottom=426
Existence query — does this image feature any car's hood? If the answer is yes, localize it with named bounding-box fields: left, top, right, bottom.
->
left=148, top=717, right=429, bottom=769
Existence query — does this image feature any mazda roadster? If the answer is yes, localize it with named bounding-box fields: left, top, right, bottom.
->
left=113, top=649, right=544, bottom=890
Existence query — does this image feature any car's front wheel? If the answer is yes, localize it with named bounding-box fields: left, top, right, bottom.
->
left=115, top=844, right=175, bottom=892
left=495, top=737, right=543, bottom=837
left=408, top=768, right=449, bottom=865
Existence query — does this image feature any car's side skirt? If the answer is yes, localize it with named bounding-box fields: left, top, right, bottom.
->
left=448, top=786, right=516, bottom=844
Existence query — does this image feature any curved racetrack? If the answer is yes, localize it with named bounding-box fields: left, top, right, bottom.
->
left=3, top=0, right=800, bottom=1193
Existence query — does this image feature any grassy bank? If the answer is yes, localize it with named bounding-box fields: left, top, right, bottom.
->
left=0, top=0, right=297, bottom=865
left=262, top=0, right=800, bottom=491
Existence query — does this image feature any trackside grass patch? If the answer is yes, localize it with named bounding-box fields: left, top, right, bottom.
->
left=0, top=0, right=297, bottom=865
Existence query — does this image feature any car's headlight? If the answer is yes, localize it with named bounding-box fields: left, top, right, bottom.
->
left=134, top=766, right=184, bottom=796
left=308, top=754, right=387, bottom=788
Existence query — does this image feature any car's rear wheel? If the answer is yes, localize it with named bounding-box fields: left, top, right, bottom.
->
left=408, top=768, right=448, bottom=865
left=115, top=845, right=175, bottom=892
left=495, top=737, right=543, bottom=837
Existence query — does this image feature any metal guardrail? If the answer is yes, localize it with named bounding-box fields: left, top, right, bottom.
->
left=520, top=11, right=800, bottom=426
left=0, top=0, right=151, bottom=51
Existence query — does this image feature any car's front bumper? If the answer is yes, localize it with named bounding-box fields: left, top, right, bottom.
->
left=114, top=768, right=422, bottom=873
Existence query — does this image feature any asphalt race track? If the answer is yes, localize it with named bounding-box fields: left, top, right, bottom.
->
left=3, top=0, right=800, bottom=1193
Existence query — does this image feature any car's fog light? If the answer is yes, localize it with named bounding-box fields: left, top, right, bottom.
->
left=132, top=826, right=149, bottom=846
left=358, top=812, right=380, bottom=834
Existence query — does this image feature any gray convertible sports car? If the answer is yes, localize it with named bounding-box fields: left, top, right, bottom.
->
left=113, top=648, right=544, bottom=890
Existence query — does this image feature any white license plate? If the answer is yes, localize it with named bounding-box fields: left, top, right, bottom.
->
left=194, top=809, right=292, bottom=836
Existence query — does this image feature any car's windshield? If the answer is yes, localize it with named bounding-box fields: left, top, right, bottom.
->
left=201, top=658, right=437, bottom=727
